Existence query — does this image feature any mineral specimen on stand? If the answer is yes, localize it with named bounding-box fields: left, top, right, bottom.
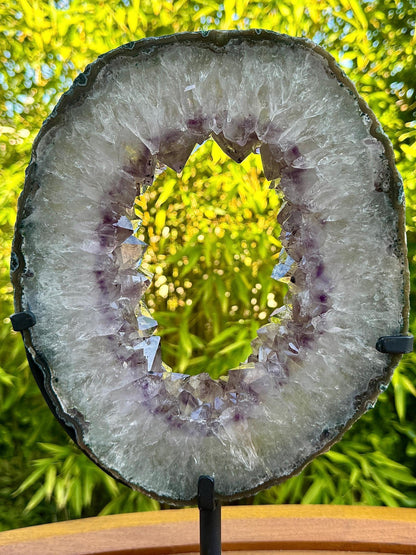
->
left=11, top=30, right=409, bottom=504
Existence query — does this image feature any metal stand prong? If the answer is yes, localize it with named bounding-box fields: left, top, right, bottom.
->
left=376, top=334, right=413, bottom=354
left=10, top=311, right=36, bottom=332
left=198, top=475, right=221, bottom=555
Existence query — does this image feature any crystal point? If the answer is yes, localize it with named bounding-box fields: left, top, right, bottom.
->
left=137, top=315, right=158, bottom=337
left=113, top=215, right=134, bottom=244
left=212, top=132, right=258, bottom=163
left=271, top=248, right=296, bottom=282
left=260, top=143, right=284, bottom=180
left=158, top=132, right=207, bottom=173
left=114, top=236, right=148, bottom=270
left=133, top=336, right=162, bottom=374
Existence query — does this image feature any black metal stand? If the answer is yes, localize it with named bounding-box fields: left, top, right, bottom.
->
left=198, top=476, right=221, bottom=555
left=375, top=335, right=413, bottom=354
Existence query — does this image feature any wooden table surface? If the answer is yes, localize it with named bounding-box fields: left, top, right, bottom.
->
left=0, top=504, right=415, bottom=554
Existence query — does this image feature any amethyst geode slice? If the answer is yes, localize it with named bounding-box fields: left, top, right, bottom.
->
left=11, top=30, right=409, bottom=504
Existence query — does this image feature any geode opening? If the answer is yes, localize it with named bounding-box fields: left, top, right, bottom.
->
left=11, top=30, right=409, bottom=504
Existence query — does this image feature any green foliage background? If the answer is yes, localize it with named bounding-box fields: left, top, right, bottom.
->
left=1, top=0, right=416, bottom=531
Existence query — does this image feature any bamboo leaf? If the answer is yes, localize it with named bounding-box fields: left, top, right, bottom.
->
left=349, top=0, right=368, bottom=30
left=156, top=179, right=175, bottom=207
left=301, top=479, right=324, bottom=504
left=14, top=466, right=48, bottom=496
left=127, top=9, right=138, bottom=33
left=217, top=339, right=247, bottom=355
left=44, top=465, right=57, bottom=499
left=24, top=486, right=46, bottom=514
left=208, top=326, right=241, bottom=347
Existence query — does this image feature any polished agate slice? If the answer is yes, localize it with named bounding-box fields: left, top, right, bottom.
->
left=11, top=30, right=409, bottom=504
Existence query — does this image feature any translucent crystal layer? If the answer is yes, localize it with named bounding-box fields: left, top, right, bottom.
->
left=13, top=32, right=407, bottom=503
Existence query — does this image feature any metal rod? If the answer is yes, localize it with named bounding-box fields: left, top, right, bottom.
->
left=198, top=475, right=221, bottom=555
